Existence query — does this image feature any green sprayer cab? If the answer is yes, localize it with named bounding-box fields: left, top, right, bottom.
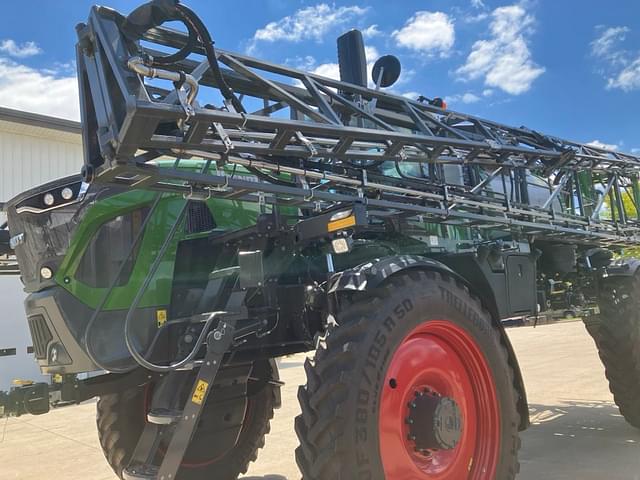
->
left=3, top=1, right=640, bottom=479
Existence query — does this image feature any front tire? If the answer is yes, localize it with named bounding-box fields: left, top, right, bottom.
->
left=97, top=360, right=278, bottom=480
left=295, top=270, right=521, bottom=480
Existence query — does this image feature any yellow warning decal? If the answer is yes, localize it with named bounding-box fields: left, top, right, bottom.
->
left=156, top=309, right=167, bottom=328
left=327, top=215, right=356, bottom=232
left=192, top=379, right=209, bottom=405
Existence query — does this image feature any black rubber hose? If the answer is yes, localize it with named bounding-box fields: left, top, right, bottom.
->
left=132, top=3, right=298, bottom=187
left=121, top=0, right=196, bottom=65
left=175, top=6, right=303, bottom=186
left=247, top=164, right=297, bottom=187
left=122, top=0, right=179, bottom=38
left=150, top=23, right=198, bottom=66
left=175, top=3, right=245, bottom=114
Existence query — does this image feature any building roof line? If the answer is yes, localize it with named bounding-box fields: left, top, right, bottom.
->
left=0, top=106, right=81, bottom=134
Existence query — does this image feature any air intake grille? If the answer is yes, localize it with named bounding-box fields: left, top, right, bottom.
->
left=186, top=202, right=216, bottom=234
left=27, top=315, right=53, bottom=359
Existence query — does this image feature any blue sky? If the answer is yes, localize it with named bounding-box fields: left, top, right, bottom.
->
left=0, top=0, right=638, bottom=153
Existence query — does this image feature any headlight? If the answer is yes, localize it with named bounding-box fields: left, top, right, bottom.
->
left=15, top=180, right=84, bottom=214
left=40, top=266, right=53, bottom=279
left=332, top=237, right=352, bottom=254
left=61, top=187, right=74, bottom=200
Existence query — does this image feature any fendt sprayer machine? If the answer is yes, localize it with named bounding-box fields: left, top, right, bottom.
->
left=2, top=1, right=640, bottom=479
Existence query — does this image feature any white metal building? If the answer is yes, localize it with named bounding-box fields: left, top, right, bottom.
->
left=0, top=106, right=82, bottom=213
left=0, top=107, right=83, bottom=389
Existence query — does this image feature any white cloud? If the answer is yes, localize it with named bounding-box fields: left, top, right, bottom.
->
left=482, top=88, right=494, bottom=97
left=591, top=26, right=640, bottom=92
left=587, top=140, right=619, bottom=151
left=401, top=91, right=421, bottom=100
left=447, top=92, right=481, bottom=105
left=310, top=62, right=340, bottom=81
left=392, top=12, right=455, bottom=56
left=362, top=24, right=382, bottom=38
left=461, top=0, right=489, bottom=23
left=364, top=46, right=379, bottom=63
left=464, top=12, right=489, bottom=24
left=591, top=26, right=629, bottom=64
left=0, top=57, right=79, bottom=120
left=287, top=55, right=317, bottom=71
left=631, top=148, right=640, bottom=154
left=607, top=57, right=640, bottom=91
left=461, top=92, right=480, bottom=103
left=0, top=39, right=42, bottom=58
left=250, top=4, right=368, bottom=51
left=456, top=4, right=545, bottom=95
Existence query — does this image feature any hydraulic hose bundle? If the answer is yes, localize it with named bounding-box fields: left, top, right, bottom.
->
left=121, top=0, right=244, bottom=113
left=123, top=1, right=300, bottom=190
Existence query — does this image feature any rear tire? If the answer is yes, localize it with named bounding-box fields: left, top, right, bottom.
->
left=295, top=270, right=521, bottom=479
left=589, top=273, right=640, bottom=428
left=96, top=360, right=278, bottom=480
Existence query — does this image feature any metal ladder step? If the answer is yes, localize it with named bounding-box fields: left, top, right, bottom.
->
left=147, top=407, right=183, bottom=425
left=124, top=313, right=242, bottom=480
left=122, top=464, right=158, bottom=480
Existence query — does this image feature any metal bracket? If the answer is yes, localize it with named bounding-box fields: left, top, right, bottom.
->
left=123, top=316, right=239, bottom=480
left=213, top=122, right=233, bottom=153
left=155, top=318, right=236, bottom=480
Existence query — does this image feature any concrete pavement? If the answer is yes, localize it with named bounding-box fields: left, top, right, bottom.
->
left=1, top=321, right=639, bottom=479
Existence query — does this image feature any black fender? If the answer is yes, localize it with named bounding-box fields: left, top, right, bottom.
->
left=328, top=254, right=530, bottom=431
left=268, top=357, right=282, bottom=409
left=606, top=258, right=640, bottom=277
left=249, top=358, right=282, bottom=409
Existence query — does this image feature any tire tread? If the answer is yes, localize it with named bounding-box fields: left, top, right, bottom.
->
left=296, top=270, right=521, bottom=479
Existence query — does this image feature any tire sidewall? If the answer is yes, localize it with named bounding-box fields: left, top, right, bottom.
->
left=338, top=274, right=518, bottom=479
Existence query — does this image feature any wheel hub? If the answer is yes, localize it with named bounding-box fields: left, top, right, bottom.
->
left=379, top=321, right=501, bottom=478
left=406, top=389, right=463, bottom=452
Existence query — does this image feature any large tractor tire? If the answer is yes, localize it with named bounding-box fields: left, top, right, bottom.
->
left=588, top=273, right=640, bottom=428
left=296, top=270, right=521, bottom=480
left=96, top=360, right=278, bottom=480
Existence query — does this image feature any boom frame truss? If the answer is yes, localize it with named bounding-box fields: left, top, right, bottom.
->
left=75, top=5, right=640, bottom=247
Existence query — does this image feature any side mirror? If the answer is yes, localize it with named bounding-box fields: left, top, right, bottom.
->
left=371, top=55, right=401, bottom=88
